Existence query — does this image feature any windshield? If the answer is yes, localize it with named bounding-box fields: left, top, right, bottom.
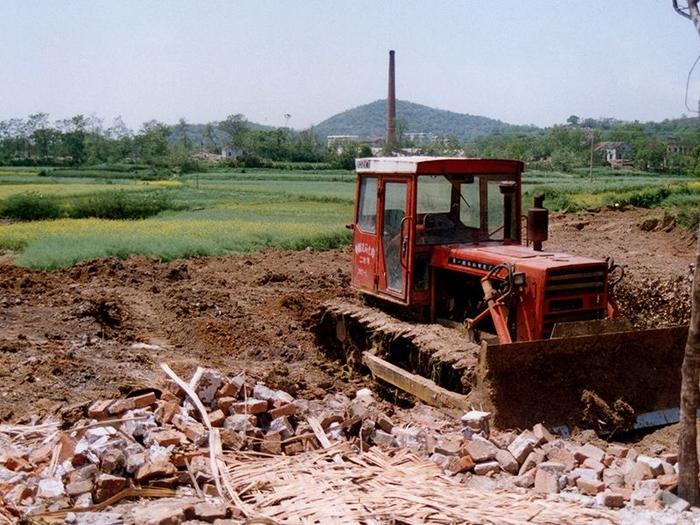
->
left=416, top=174, right=517, bottom=245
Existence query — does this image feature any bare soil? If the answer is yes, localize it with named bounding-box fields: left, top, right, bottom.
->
left=0, top=208, right=693, bottom=433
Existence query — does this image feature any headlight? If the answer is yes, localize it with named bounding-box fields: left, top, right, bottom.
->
left=513, top=272, right=526, bottom=287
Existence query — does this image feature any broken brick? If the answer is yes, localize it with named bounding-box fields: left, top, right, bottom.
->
left=269, top=402, right=297, bottom=419
left=135, top=461, right=177, bottom=483
left=147, top=429, right=186, bottom=447
left=576, top=476, right=605, bottom=495
left=229, top=399, right=268, bottom=415
left=94, top=474, right=127, bottom=503
left=66, top=479, right=93, bottom=497
left=284, top=441, right=304, bottom=455
left=88, top=400, right=114, bottom=419
left=131, top=391, right=157, bottom=409
left=446, top=455, right=475, bottom=474
left=107, top=397, right=136, bottom=415
left=208, top=409, right=226, bottom=427
left=100, top=448, right=125, bottom=474
left=193, top=501, right=228, bottom=522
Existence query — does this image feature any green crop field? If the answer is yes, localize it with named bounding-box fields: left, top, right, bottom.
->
left=0, top=165, right=697, bottom=270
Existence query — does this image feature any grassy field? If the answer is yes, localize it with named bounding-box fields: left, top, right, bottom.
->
left=0, top=165, right=697, bottom=269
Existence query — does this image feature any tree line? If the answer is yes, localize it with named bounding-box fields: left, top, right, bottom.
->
left=1, top=111, right=700, bottom=174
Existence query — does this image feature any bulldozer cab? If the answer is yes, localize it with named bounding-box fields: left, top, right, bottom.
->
left=351, top=157, right=523, bottom=306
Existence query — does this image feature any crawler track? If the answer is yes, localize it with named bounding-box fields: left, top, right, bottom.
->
left=315, top=299, right=481, bottom=395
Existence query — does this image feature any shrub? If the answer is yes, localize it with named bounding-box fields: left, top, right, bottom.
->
left=0, top=190, right=177, bottom=221
left=0, top=192, right=61, bottom=221
left=68, top=191, right=175, bottom=219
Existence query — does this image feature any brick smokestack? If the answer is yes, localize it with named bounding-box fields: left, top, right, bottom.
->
left=386, top=50, right=396, bottom=152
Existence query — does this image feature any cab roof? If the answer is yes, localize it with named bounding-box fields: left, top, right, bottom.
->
left=355, top=156, right=524, bottom=175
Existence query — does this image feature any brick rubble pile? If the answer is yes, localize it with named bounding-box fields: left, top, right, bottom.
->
left=0, top=366, right=695, bottom=523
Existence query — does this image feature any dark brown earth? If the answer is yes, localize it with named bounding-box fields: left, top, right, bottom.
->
left=0, top=208, right=693, bottom=431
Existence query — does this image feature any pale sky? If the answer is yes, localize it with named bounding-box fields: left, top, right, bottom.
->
left=1, top=1, right=698, bottom=130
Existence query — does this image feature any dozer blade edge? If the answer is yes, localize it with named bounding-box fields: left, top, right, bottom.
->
left=477, top=325, right=689, bottom=432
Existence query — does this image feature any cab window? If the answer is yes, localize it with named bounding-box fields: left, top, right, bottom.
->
left=357, top=177, right=377, bottom=233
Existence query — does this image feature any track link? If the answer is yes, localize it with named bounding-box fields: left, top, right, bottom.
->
left=314, top=299, right=480, bottom=394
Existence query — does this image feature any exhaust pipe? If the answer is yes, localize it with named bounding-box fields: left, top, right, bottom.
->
left=528, top=193, right=549, bottom=251
left=499, top=181, right=517, bottom=244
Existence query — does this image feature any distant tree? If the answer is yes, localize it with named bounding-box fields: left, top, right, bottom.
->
left=203, top=123, right=217, bottom=152
left=219, top=114, right=248, bottom=149
left=566, top=115, right=580, bottom=126
left=61, top=115, right=88, bottom=165
left=136, top=120, right=170, bottom=161
left=177, top=118, right=192, bottom=152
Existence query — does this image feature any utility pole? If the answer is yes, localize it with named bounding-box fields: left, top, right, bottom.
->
left=589, top=129, right=595, bottom=183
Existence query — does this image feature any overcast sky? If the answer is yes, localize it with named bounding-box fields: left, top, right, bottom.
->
left=1, top=1, right=698, bottom=130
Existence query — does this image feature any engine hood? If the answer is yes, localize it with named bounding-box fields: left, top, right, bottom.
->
left=431, top=243, right=606, bottom=274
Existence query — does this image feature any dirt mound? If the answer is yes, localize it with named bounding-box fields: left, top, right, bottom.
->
left=0, top=248, right=355, bottom=422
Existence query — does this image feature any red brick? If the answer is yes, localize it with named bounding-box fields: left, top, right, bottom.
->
left=94, top=474, right=127, bottom=503
left=193, top=501, right=227, bottom=522
left=658, top=473, right=679, bottom=491
left=217, top=381, right=241, bottom=399
left=155, top=400, right=181, bottom=425
left=4, top=455, right=32, bottom=472
left=131, top=392, right=157, bottom=409
left=58, top=432, right=78, bottom=464
left=261, top=431, right=282, bottom=455
left=135, top=461, right=177, bottom=483
left=107, top=398, right=136, bottom=415
left=229, top=399, right=268, bottom=415
left=283, top=442, right=304, bottom=456
left=66, top=479, right=93, bottom=496
left=88, top=400, right=114, bottom=419
left=147, top=429, right=185, bottom=447
left=216, top=396, right=236, bottom=413
left=208, top=409, right=226, bottom=427
left=100, top=448, right=125, bottom=474
left=269, top=402, right=297, bottom=419
left=447, top=455, right=475, bottom=474
left=172, top=449, right=209, bottom=468
left=576, top=477, right=605, bottom=495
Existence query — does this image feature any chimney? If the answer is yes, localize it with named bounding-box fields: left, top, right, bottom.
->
left=386, top=50, right=396, bottom=152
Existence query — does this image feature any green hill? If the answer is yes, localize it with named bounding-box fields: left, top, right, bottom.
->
left=311, top=99, right=536, bottom=142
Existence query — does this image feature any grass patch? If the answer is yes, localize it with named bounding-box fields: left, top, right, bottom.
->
left=1, top=165, right=697, bottom=269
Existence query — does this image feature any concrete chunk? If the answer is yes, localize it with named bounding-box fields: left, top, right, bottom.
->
left=518, top=449, right=546, bottom=476
left=660, top=489, right=690, bottom=512
left=534, top=462, right=566, bottom=494
left=574, top=443, right=605, bottom=464
left=463, top=435, right=499, bottom=462
left=495, top=449, right=518, bottom=474
left=637, top=455, right=664, bottom=477
left=474, top=460, right=500, bottom=476
left=507, top=431, right=537, bottom=465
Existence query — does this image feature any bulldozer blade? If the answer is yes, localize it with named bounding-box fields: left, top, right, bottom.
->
left=477, top=325, right=689, bottom=432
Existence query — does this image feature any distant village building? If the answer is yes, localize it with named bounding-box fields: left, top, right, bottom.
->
left=221, top=146, right=242, bottom=159
left=404, top=132, right=438, bottom=145
left=327, top=135, right=382, bottom=154
left=666, top=137, right=692, bottom=156
left=594, top=141, right=632, bottom=167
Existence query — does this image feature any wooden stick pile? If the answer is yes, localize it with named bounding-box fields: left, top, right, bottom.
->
left=223, top=444, right=619, bottom=524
